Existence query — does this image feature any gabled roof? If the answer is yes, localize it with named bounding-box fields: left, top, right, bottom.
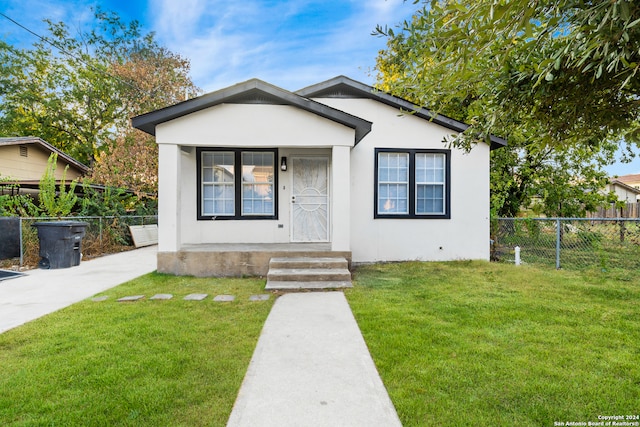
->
left=0, top=136, right=89, bottom=174
left=610, top=179, right=640, bottom=194
left=132, top=78, right=373, bottom=144
left=616, top=173, right=640, bottom=185
left=296, top=76, right=507, bottom=150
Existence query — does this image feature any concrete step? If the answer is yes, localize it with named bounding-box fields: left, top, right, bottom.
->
left=269, top=257, right=348, bottom=270
left=265, top=280, right=352, bottom=290
left=267, top=268, right=351, bottom=282
left=265, top=257, right=352, bottom=290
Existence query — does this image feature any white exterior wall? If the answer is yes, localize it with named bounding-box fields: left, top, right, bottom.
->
left=607, top=183, right=640, bottom=203
left=157, top=144, right=182, bottom=252
left=317, top=98, right=491, bottom=262
left=155, top=104, right=354, bottom=246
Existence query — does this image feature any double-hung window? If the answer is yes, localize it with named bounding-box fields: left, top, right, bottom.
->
left=375, top=148, right=450, bottom=219
left=197, top=148, right=277, bottom=220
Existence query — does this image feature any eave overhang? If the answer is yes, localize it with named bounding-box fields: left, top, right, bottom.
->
left=0, top=136, right=89, bottom=174
left=296, top=76, right=507, bottom=150
left=132, top=79, right=372, bottom=144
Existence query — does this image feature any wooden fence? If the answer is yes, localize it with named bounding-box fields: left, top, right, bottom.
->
left=588, top=202, right=640, bottom=218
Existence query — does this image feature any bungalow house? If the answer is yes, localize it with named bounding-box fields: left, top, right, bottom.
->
left=0, top=136, right=88, bottom=195
left=606, top=179, right=640, bottom=203
left=0, top=137, right=89, bottom=260
left=132, top=76, right=505, bottom=280
left=615, top=173, right=640, bottom=193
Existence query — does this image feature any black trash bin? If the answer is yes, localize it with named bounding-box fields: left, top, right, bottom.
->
left=0, top=217, right=20, bottom=260
left=32, top=221, right=88, bottom=269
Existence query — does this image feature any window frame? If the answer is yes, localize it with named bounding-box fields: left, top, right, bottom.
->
left=197, top=147, right=278, bottom=220
left=374, top=148, right=451, bottom=219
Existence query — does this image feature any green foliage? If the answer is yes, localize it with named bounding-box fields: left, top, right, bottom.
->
left=79, top=182, right=132, bottom=217
left=0, top=179, right=39, bottom=216
left=38, top=154, right=78, bottom=217
left=79, top=180, right=157, bottom=217
left=76, top=183, right=157, bottom=247
left=0, top=8, right=199, bottom=167
left=375, top=0, right=640, bottom=150
left=375, top=1, right=631, bottom=216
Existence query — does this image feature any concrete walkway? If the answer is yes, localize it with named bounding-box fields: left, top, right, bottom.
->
left=1, top=250, right=401, bottom=426
left=227, top=291, right=402, bottom=427
left=0, top=245, right=157, bottom=334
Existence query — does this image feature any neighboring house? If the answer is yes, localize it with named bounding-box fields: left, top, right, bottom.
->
left=606, top=179, right=640, bottom=203
left=0, top=136, right=88, bottom=194
left=615, top=173, right=640, bottom=192
left=132, top=76, right=506, bottom=277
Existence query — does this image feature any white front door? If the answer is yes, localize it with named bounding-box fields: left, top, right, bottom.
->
left=291, top=157, right=330, bottom=242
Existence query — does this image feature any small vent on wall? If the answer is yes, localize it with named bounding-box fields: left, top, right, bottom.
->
left=19, top=145, right=28, bottom=157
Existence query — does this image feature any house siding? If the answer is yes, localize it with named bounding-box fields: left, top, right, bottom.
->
left=156, top=103, right=355, bottom=147
left=316, top=98, right=491, bottom=263
left=155, top=104, right=354, bottom=250
left=0, top=144, right=84, bottom=181
left=607, top=182, right=640, bottom=203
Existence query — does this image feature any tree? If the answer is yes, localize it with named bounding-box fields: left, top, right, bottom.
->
left=89, top=130, right=158, bottom=195
left=0, top=8, right=199, bottom=177
left=374, top=0, right=633, bottom=216
left=375, top=0, right=640, bottom=151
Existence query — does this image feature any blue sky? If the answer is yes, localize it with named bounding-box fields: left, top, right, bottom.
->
left=1, top=0, right=415, bottom=91
left=1, top=0, right=638, bottom=175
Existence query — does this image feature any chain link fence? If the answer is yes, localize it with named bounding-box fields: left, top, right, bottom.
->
left=5, top=215, right=157, bottom=267
left=492, top=218, right=640, bottom=270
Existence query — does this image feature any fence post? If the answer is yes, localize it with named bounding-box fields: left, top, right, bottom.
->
left=19, top=217, right=24, bottom=267
left=555, top=218, right=561, bottom=269
left=619, top=207, right=626, bottom=243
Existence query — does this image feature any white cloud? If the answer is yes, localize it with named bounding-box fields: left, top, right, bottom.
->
left=2, top=0, right=416, bottom=92
left=148, top=0, right=415, bottom=92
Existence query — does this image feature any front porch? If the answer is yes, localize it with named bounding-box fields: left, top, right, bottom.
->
left=157, top=243, right=352, bottom=277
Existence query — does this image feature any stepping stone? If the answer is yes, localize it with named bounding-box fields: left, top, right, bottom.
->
left=214, top=295, right=235, bottom=302
left=184, top=293, right=208, bottom=301
left=249, top=294, right=270, bottom=301
left=117, top=295, right=144, bottom=302
left=150, top=294, right=173, bottom=300
left=92, top=296, right=109, bottom=302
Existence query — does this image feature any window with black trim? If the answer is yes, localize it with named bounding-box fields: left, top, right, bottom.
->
left=197, top=148, right=278, bottom=220
left=374, top=148, right=450, bottom=219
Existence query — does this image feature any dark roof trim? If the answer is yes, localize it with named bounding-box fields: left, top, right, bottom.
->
left=610, top=179, right=640, bottom=194
left=0, top=136, right=89, bottom=174
left=132, top=79, right=372, bottom=144
left=296, top=76, right=507, bottom=150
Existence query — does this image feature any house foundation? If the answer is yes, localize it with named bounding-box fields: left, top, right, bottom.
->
left=157, top=243, right=351, bottom=277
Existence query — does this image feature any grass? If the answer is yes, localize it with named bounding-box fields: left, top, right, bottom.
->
left=2, top=262, right=639, bottom=426
left=495, top=219, right=640, bottom=272
left=345, top=261, right=640, bottom=426
left=0, top=273, right=274, bottom=426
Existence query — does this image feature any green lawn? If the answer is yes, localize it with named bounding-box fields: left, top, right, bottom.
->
left=0, top=273, right=273, bottom=426
left=2, top=263, right=639, bottom=426
left=345, top=261, right=640, bottom=426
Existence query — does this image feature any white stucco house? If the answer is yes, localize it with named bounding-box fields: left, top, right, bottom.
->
left=606, top=178, right=640, bottom=203
left=132, top=76, right=505, bottom=277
